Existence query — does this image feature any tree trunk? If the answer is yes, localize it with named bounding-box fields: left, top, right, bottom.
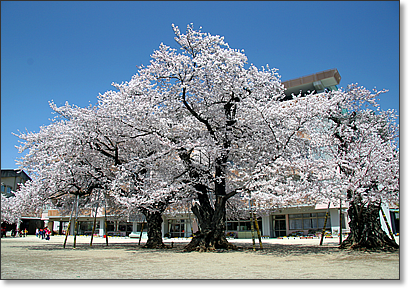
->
left=178, top=147, right=238, bottom=252
left=141, top=209, right=166, bottom=249
left=183, top=184, right=238, bottom=252
left=340, top=198, right=399, bottom=251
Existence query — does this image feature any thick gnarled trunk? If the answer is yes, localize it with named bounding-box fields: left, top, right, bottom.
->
left=340, top=198, right=399, bottom=251
left=141, top=209, right=166, bottom=249
left=183, top=184, right=238, bottom=252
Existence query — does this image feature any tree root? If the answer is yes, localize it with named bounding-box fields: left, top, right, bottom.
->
left=183, top=231, right=240, bottom=252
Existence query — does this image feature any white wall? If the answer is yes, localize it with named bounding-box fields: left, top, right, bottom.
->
left=329, top=209, right=340, bottom=236
left=379, top=203, right=393, bottom=236
left=261, top=215, right=271, bottom=237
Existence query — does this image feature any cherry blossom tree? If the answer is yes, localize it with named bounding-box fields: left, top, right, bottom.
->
left=120, top=24, right=339, bottom=251
left=1, top=193, right=22, bottom=224
left=319, top=85, right=399, bottom=250
left=13, top=113, right=110, bottom=219
left=15, top=98, right=187, bottom=248
left=261, top=85, right=400, bottom=250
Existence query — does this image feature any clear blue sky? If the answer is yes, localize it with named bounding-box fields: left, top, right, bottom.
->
left=1, top=1, right=400, bottom=170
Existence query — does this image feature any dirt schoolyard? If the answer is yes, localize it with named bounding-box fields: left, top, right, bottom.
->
left=1, top=235, right=399, bottom=279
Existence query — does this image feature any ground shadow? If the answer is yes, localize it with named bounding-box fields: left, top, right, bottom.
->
left=18, top=240, right=396, bottom=256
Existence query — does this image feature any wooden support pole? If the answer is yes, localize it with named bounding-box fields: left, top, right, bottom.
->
left=320, top=202, right=330, bottom=246
left=250, top=212, right=256, bottom=251
left=138, top=222, right=145, bottom=246
left=73, top=195, right=79, bottom=249
left=104, top=198, right=108, bottom=246
left=90, top=202, right=99, bottom=246
left=253, top=212, right=263, bottom=250
left=63, top=197, right=76, bottom=249
left=339, top=199, right=343, bottom=245
left=249, top=199, right=256, bottom=251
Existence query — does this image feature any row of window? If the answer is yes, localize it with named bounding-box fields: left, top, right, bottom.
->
left=166, top=215, right=329, bottom=233
left=166, top=219, right=265, bottom=237
left=52, top=212, right=337, bottom=237
left=59, top=221, right=142, bottom=235
left=288, top=213, right=330, bottom=230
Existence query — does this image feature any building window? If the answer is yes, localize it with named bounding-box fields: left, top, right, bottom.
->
left=289, top=213, right=330, bottom=230
left=119, top=223, right=133, bottom=235
left=226, top=221, right=238, bottom=231
left=1, top=185, right=12, bottom=194
left=272, top=215, right=286, bottom=237
left=79, top=221, right=94, bottom=235
left=107, top=221, right=115, bottom=232
left=168, top=219, right=186, bottom=237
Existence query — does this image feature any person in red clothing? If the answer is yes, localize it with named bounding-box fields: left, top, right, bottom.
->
left=45, top=227, right=51, bottom=240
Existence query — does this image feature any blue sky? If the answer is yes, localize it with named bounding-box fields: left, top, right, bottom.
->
left=1, top=1, right=400, bottom=170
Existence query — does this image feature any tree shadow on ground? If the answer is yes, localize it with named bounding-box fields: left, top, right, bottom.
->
left=252, top=244, right=340, bottom=257
left=20, top=240, right=397, bottom=256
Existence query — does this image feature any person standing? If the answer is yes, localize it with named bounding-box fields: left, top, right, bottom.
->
left=35, top=228, right=39, bottom=238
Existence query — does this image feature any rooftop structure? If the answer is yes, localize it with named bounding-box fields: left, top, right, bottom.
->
left=282, top=68, right=341, bottom=100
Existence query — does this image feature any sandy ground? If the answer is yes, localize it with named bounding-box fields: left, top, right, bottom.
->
left=1, top=235, right=399, bottom=280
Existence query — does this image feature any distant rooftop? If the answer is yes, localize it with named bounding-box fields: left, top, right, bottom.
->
left=282, top=68, right=341, bottom=100
left=1, top=169, right=31, bottom=181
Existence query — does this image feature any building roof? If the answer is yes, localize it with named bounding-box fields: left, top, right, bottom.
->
left=1, top=169, right=31, bottom=182
left=282, top=68, right=341, bottom=100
